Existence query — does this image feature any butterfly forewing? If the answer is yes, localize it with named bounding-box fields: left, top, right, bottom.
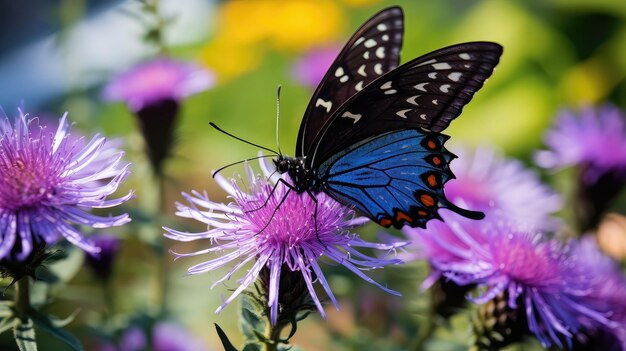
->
left=308, top=42, right=503, bottom=167
left=296, top=6, right=404, bottom=158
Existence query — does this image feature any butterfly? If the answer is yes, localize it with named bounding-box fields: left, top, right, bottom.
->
left=233, top=6, right=502, bottom=229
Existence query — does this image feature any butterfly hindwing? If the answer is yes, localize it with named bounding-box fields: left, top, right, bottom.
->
left=296, top=6, right=404, bottom=157
left=317, top=129, right=462, bottom=228
left=307, top=42, right=503, bottom=168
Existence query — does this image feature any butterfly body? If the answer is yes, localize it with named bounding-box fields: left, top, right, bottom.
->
left=271, top=6, right=502, bottom=229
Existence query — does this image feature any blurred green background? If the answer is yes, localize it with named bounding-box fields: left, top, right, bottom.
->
left=0, top=0, right=625, bottom=350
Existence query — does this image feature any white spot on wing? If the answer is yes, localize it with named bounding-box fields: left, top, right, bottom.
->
left=375, top=46, right=385, bottom=59
left=363, top=51, right=370, bottom=59
left=380, top=81, right=392, bottom=89
left=432, top=99, right=438, bottom=105
left=315, top=98, right=332, bottom=112
left=396, top=109, right=411, bottom=118
left=354, top=37, right=365, bottom=47
left=407, top=95, right=420, bottom=105
left=342, top=111, right=362, bottom=124
left=432, top=62, right=452, bottom=70
left=384, top=89, right=397, bottom=95
left=382, top=34, right=389, bottom=41
left=428, top=72, right=437, bottom=79
left=335, top=67, right=344, bottom=77
left=377, top=23, right=388, bottom=31
left=364, top=39, right=377, bottom=48
left=459, top=53, right=471, bottom=60
left=339, top=75, right=349, bottom=83
left=357, top=64, right=367, bottom=77
left=420, top=114, right=427, bottom=120
left=449, top=72, right=462, bottom=82
left=415, top=83, right=428, bottom=92
left=374, top=63, right=383, bottom=75
left=440, top=84, right=450, bottom=93
left=355, top=81, right=364, bottom=91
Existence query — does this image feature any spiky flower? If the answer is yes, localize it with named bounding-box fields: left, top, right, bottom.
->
left=414, top=213, right=618, bottom=348
left=103, top=58, right=215, bottom=174
left=165, top=158, right=405, bottom=324
left=0, top=110, right=133, bottom=263
left=536, top=105, right=626, bottom=231
left=535, top=104, right=626, bottom=183
left=445, top=145, right=562, bottom=232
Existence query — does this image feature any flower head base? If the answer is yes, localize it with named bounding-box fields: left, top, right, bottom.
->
left=165, top=159, right=405, bottom=324
left=0, top=111, right=133, bottom=262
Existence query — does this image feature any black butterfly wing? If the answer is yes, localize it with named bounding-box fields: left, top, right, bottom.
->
left=307, top=41, right=503, bottom=167
left=296, top=6, right=404, bottom=158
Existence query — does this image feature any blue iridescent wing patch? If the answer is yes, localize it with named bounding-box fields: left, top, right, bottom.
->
left=317, top=129, right=478, bottom=228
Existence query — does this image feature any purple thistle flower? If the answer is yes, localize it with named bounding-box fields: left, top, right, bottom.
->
left=103, top=58, right=215, bottom=112
left=0, top=110, right=133, bottom=261
left=536, top=104, right=626, bottom=231
left=103, top=58, right=215, bottom=174
left=97, top=321, right=208, bottom=351
left=165, top=158, right=405, bottom=324
left=536, top=104, right=626, bottom=183
left=445, top=145, right=562, bottom=232
left=411, top=213, right=618, bottom=348
left=291, top=46, right=341, bottom=88
left=571, top=237, right=626, bottom=349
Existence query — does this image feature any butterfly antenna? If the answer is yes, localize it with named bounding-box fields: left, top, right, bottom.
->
left=212, top=154, right=276, bottom=178
left=209, top=122, right=279, bottom=155
left=275, top=85, right=283, bottom=156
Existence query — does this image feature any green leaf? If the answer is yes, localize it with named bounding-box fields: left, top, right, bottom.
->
left=214, top=323, right=238, bottom=351
left=0, top=316, right=16, bottom=335
left=29, top=309, right=84, bottom=351
left=239, top=294, right=267, bottom=342
left=14, top=318, right=37, bottom=351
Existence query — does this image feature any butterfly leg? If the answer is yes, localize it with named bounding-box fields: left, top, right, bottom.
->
left=254, top=178, right=296, bottom=234
left=305, top=189, right=328, bottom=251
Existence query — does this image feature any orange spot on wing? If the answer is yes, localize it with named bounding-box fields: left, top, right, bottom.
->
left=426, top=139, right=437, bottom=150
left=379, top=217, right=393, bottom=227
left=395, top=211, right=413, bottom=223
left=431, top=156, right=442, bottom=165
left=420, top=194, right=436, bottom=207
left=417, top=210, right=428, bottom=217
left=427, top=174, right=438, bottom=187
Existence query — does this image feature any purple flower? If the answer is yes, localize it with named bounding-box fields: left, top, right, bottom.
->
left=165, top=157, right=405, bottom=324
left=291, top=46, right=341, bottom=87
left=103, top=58, right=214, bottom=174
left=536, top=104, right=626, bottom=183
left=572, top=237, right=626, bottom=348
left=103, top=58, right=215, bottom=112
left=536, top=104, right=626, bottom=231
left=153, top=321, right=208, bottom=351
left=0, top=110, right=133, bottom=260
left=445, top=145, right=562, bottom=232
left=410, top=213, right=618, bottom=348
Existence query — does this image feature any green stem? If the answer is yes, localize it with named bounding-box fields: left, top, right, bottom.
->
left=15, top=277, right=30, bottom=322
left=409, top=289, right=437, bottom=351
left=265, top=320, right=288, bottom=351
left=157, top=174, right=170, bottom=316
left=145, top=0, right=168, bottom=55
